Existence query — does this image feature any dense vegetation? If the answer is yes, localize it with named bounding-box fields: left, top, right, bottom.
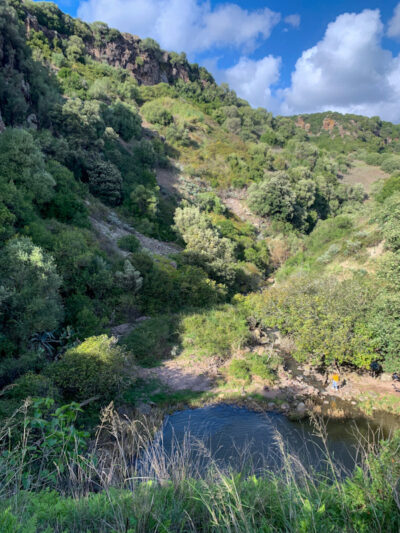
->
left=1, top=0, right=400, bottom=529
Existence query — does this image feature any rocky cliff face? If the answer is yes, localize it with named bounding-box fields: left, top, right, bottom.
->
left=25, top=12, right=193, bottom=87
left=87, top=34, right=191, bottom=86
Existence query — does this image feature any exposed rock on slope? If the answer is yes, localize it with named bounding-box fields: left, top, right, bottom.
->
left=24, top=10, right=198, bottom=87
left=89, top=205, right=180, bottom=259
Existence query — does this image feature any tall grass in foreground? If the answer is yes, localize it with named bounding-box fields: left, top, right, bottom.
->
left=0, top=401, right=399, bottom=532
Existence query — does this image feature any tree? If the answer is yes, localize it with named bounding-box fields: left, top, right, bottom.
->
left=248, top=173, right=296, bottom=222
left=65, top=35, right=85, bottom=63
left=0, top=128, right=55, bottom=206
left=174, top=206, right=236, bottom=283
left=0, top=238, right=63, bottom=348
left=86, top=158, right=122, bottom=205
left=104, top=101, right=141, bottom=141
left=115, top=260, right=143, bottom=292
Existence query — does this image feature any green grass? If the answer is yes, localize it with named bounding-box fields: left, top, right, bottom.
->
left=121, top=378, right=209, bottom=408
left=2, top=429, right=400, bottom=532
left=122, top=315, right=180, bottom=367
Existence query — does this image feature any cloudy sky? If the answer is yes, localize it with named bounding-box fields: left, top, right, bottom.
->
left=46, top=1, right=400, bottom=121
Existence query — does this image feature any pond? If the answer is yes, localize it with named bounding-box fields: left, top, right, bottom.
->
left=141, top=404, right=392, bottom=478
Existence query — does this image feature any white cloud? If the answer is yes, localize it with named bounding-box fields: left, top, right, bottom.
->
left=388, top=3, right=400, bottom=38
left=222, top=55, right=281, bottom=111
left=77, top=0, right=280, bottom=55
left=284, top=14, right=300, bottom=28
left=281, top=9, right=400, bottom=121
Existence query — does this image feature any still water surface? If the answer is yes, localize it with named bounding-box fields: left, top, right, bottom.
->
left=146, top=404, right=389, bottom=476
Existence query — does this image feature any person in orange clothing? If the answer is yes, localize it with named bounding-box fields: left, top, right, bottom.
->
left=332, top=373, right=340, bottom=391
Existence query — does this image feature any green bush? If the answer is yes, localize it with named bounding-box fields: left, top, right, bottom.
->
left=381, top=155, right=400, bottom=174
left=375, top=174, right=400, bottom=203
left=0, top=237, right=63, bottom=348
left=49, top=335, right=127, bottom=400
left=123, top=316, right=179, bottom=367
left=248, top=173, right=296, bottom=222
left=6, top=372, right=60, bottom=402
left=227, top=359, right=251, bottom=383
left=86, top=158, right=122, bottom=206
left=306, top=215, right=353, bottom=252
left=248, top=352, right=280, bottom=381
left=243, top=274, right=376, bottom=368
left=117, top=234, right=141, bottom=253
left=141, top=100, right=173, bottom=126
left=181, top=305, right=250, bottom=359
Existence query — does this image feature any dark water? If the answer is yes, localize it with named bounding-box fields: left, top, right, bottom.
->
left=147, top=404, right=388, bottom=477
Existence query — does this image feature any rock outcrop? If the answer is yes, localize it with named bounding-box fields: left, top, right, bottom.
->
left=24, top=11, right=196, bottom=87
left=87, top=35, right=191, bottom=86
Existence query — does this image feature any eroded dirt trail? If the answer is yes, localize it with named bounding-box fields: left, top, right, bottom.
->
left=89, top=204, right=180, bottom=258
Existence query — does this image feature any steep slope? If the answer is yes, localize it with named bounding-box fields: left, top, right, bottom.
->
left=1, top=0, right=400, bottom=420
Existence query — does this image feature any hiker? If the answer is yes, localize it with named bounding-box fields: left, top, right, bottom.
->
left=332, top=373, right=340, bottom=391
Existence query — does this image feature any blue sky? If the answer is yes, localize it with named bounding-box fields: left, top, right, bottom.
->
left=42, top=1, right=400, bottom=121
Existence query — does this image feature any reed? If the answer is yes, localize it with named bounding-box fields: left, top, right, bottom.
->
left=0, top=402, right=399, bottom=532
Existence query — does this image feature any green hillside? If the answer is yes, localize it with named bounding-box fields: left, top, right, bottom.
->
left=1, top=0, right=400, bottom=530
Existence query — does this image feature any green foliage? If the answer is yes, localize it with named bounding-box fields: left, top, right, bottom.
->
left=381, top=154, right=400, bottom=174
left=141, top=100, right=173, bottom=126
left=248, top=173, right=296, bottom=223
left=376, top=193, right=400, bottom=251
left=103, top=100, right=141, bottom=141
left=227, top=352, right=279, bottom=383
left=5, top=372, right=60, bottom=402
left=181, top=305, right=250, bottom=359
left=244, top=274, right=376, bottom=368
left=1, top=397, right=88, bottom=490
left=86, top=157, right=122, bottom=205
left=44, top=160, right=88, bottom=226
left=65, top=35, right=85, bottom=63
left=0, top=129, right=55, bottom=222
left=129, top=184, right=158, bottom=218
left=375, top=174, right=400, bottom=203
left=174, top=206, right=236, bottom=284
left=123, top=316, right=179, bottom=366
left=227, top=359, right=251, bottom=383
left=1, top=430, right=399, bottom=532
left=49, top=335, right=126, bottom=400
left=117, top=234, right=141, bottom=253
left=0, top=237, right=63, bottom=349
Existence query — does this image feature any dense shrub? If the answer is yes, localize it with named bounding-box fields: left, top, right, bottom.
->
left=86, top=158, right=122, bottom=205
left=181, top=305, right=250, bottom=359
left=0, top=237, right=63, bottom=348
left=141, top=100, right=173, bottom=126
left=117, top=234, right=141, bottom=253
left=49, top=335, right=127, bottom=400
left=248, top=173, right=296, bottom=222
left=375, top=174, right=400, bottom=203
left=243, top=274, right=376, bottom=368
left=123, top=315, right=179, bottom=366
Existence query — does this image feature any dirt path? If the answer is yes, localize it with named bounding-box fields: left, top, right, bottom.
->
left=136, top=357, right=219, bottom=392
left=220, top=191, right=267, bottom=231
left=89, top=205, right=180, bottom=259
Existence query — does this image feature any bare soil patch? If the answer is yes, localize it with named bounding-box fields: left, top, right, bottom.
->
left=342, top=160, right=388, bottom=193
left=156, top=167, right=181, bottom=197
left=89, top=203, right=180, bottom=259
left=136, top=357, right=219, bottom=392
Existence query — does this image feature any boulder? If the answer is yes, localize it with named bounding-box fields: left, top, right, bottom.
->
left=296, top=402, right=306, bottom=413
